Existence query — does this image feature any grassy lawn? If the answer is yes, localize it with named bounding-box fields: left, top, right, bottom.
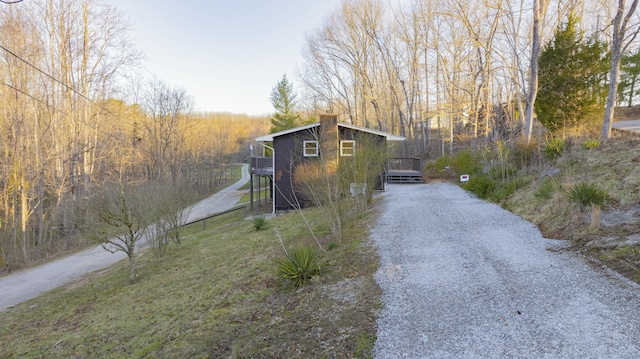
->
left=0, top=204, right=381, bottom=358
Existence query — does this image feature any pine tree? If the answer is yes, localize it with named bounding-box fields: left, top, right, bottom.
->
left=269, top=74, right=300, bottom=133
left=537, top=15, right=609, bottom=132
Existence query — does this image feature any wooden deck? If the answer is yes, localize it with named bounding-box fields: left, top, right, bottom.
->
left=387, top=169, right=423, bottom=183
left=387, top=158, right=423, bottom=184
left=251, top=157, right=273, bottom=175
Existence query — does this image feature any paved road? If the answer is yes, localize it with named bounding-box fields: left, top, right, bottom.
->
left=613, top=119, right=640, bottom=133
left=373, top=183, right=640, bottom=358
left=0, top=164, right=250, bottom=312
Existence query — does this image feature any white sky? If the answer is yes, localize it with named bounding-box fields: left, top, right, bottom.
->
left=109, top=0, right=345, bottom=116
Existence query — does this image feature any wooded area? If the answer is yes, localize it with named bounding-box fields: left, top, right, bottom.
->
left=0, top=1, right=269, bottom=273
left=297, top=0, right=640, bottom=154
left=1, top=0, right=639, bottom=273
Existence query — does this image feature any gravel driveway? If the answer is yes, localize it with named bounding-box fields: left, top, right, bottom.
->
left=373, top=183, right=640, bottom=358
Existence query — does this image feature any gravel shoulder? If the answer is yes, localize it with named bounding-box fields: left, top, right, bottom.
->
left=373, top=183, right=640, bottom=358
left=0, top=164, right=250, bottom=312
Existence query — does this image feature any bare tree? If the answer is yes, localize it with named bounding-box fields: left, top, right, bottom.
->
left=524, top=0, right=551, bottom=144
left=76, top=182, right=157, bottom=281
left=141, top=79, right=193, bottom=182
left=601, top=0, right=640, bottom=139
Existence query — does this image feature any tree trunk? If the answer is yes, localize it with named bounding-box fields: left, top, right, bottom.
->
left=525, top=0, right=546, bottom=144
left=601, top=0, right=640, bottom=140
left=602, top=50, right=623, bottom=139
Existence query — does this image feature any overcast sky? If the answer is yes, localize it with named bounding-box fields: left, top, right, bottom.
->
left=109, top=0, right=345, bottom=116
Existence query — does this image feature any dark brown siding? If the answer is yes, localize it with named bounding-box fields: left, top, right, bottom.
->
left=273, top=128, right=319, bottom=210
left=272, top=124, right=389, bottom=210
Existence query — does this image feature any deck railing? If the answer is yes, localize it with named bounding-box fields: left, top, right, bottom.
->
left=387, top=157, right=422, bottom=172
left=251, top=157, right=273, bottom=174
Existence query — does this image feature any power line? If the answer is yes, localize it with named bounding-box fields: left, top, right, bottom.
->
left=2, top=81, right=142, bottom=154
left=0, top=42, right=158, bottom=151
left=0, top=43, right=196, bottom=161
left=0, top=0, right=23, bottom=4
left=0, top=43, right=126, bottom=122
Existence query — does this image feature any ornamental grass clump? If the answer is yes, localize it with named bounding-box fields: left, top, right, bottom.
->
left=252, top=215, right=268, bottom=231
left=566, top=182, right=609, bottom=210
left=275, top=247, right=327, bottom=288
left=543, top=137, right=565, bottom=160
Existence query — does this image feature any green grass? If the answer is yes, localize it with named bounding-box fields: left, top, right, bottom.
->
left=0, top=204, right=381, bottom=358
left=237, top=188, right=271, bottom=205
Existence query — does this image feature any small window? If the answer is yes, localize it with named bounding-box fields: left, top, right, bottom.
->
left=303, top=141, right=319, bottom=157
left=340, top=140, right=355, bottom=156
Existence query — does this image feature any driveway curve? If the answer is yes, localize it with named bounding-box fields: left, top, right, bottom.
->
left=0, top=164, right=250, bottom=312
left=613, top=119, right=640, bottom=134
left=373, top=183, right=640, bottom=358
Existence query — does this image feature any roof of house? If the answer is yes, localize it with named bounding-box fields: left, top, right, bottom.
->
left=255, top=122, right=406, bottom=142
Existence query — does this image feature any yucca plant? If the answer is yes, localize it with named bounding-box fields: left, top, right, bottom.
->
left=275, top=247, right=327, bottom=288
left=252, top=215, right=268, bottom=231
left=566, top=182, right=609, bottom=210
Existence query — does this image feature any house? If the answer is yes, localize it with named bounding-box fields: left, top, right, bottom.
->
left=250, top=114, right=420, bottom=212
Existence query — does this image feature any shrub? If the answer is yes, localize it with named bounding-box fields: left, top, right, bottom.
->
left=566, top=182, right=609, bottom=209
left=148, top=226, right=170, bottom=259
left=512, top=139, right=538, bottom=167
left=275, top=247, right=327, bottom=288
left=463, top=175, right=496, bottom=199
left=584, top=139, right=600, bottom=149
left=486, top=177, right=529, bottom=203
left=435, top=155, right=450, bottom=172
left=451, top=151, right=483, bottom=175
left=543, top=137, right=565, bottom=160
left=252, top=215, right=268, bottom=231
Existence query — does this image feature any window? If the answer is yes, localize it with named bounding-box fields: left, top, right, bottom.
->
left=303, top=140, right=319, bottom=157
left=340, top=140, right=355, bottom=156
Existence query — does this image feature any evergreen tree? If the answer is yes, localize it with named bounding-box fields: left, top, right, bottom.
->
left=537, top=15, right=609, bottom=132
left=269, top=74, right=300, bottom=133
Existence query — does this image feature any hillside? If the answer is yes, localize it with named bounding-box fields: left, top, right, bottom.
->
left=506, top=130, right=640, bottom=281
left=0, top=208, right=381, bottom=358
left=425, top=107, right=640, bottom=283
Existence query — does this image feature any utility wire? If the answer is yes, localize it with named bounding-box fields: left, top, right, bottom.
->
left=0, top=43, right=129, bottom=124
left=0, top=43, right=161, bottom=152
left=0, top=43, right=198, bottom=155
left=2, top=81, right=143, bottom=154
left=0, top=0, right=23, bottom=4
left=0, top=38, right=159, bottom=157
